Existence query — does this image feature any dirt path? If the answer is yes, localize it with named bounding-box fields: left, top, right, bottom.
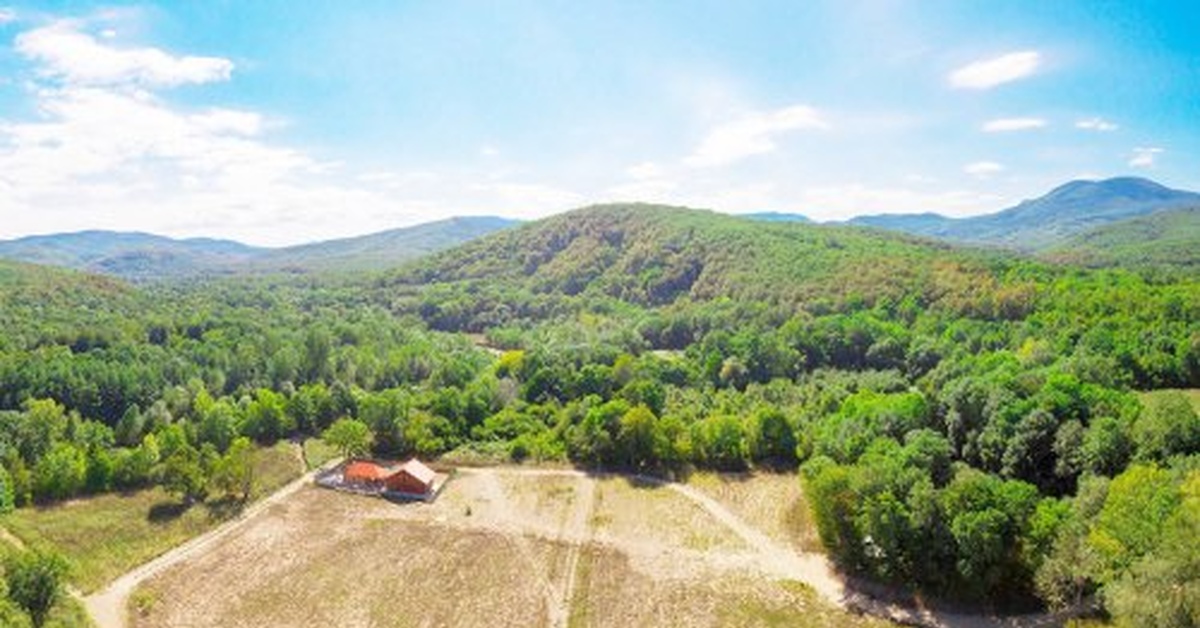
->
left=82, top=457, right=341, bottom=628
left=475, top=469, right=564, bottom=627
left=478, top=468, right=1075, bottom=628
left=557, top=474, right=596, bottom=627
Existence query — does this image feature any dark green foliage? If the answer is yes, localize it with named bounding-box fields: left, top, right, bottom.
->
left=3, top=550, right=69, bottom=627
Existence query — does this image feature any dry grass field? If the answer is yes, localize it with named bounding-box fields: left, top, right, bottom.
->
left=130, top=468, right=893, bottom=628
left=1, top=442, right=304, bottom=594
left=685, top=471, right=822, bottom=553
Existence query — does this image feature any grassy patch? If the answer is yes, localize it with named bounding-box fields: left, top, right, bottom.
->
left=718, top=579, right=894, bottom=628
left=301, top=437, right=339, bottom=470
left=250, top=441, right=304, bottom=499
left=1, top=443, right=304, bottom=593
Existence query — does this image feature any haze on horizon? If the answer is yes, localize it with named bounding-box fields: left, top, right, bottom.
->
left=0, top=1, right=1196, bottom=246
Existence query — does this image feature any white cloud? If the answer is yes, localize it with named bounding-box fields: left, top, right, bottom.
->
left=15, top=20, right=233, bottom=88
left=479, top=145, right=500, bottom=158
left=684, top=105, right=827, bottom=168
left=1129, top=147, right=1162, bottom=168
left=0, top=7, right=16, bottom=24
left=949, top=51, right=1040, bottom=89
left=981, top=117, right=1046, bottom=132
left=1076, top=117, right=1118, bottom=132
left=963, top=161, right=1005, bottom=177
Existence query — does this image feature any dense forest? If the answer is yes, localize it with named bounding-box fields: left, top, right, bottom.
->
left=1, top=205, right=1197, bottom=625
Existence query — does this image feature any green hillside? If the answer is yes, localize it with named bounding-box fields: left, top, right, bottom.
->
left=1045, top=206, right=1200, bottom=270
left=390, top=204, right=1032, bottom=328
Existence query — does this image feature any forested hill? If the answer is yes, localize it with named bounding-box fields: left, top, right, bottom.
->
left=0, top=231, right=262, bottom=282
left=849, top=176, right=1200, bottom=250
left=1044, top=206, right=1200, bottom=271
left=394, top=203, right=992, bottom=308
left=0, top=216, right=517, bottom=280
left=253, top=216, right=518, bottom=273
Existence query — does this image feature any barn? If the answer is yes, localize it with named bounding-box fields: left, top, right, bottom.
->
left=384, top=459, right=437, bottom=496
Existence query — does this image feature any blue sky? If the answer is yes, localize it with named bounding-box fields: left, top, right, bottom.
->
left=0, top=1, right=1196, bottom=245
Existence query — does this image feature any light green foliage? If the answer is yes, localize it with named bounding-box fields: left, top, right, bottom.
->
left=1133, top=391, right=1200, bottom=462
left=212, top=437, right=255, bottom=500
left=32, top=444, right=86, bottom=502
left=321, top=418, right=373, bottom=459
left=1087, top=464, right=1180, bottom=579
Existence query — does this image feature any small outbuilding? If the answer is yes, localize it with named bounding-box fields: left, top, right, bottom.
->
left=384, top=459, right=437, bottom=496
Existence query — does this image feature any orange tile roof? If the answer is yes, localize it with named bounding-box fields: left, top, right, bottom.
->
left=344, top=460, right=391, bottom=481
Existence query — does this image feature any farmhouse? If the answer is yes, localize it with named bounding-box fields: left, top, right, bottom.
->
left=332, top=458, right=441, bottom=499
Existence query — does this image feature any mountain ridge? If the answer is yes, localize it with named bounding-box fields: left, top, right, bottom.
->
left=848, top=176, right=1200, bottom=249
left=0, top=216, right=519, bottom=280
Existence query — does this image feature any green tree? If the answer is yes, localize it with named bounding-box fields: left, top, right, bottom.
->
left=0, top=465, right=14, bottom=514
left=615, top=405, right=662, bottom=470
left=161, top=446, right=208, bottom=504
left=4, top=550, right=69, bottom=628
left=1105, top=471, right=1200, bottom=627
left=322, top=418, right=373, bottom=459
left=213, top=437, right=255, bottom=500
left=1088, top=464, right=1180, bottom=581
left=32, top=443, right=86, bottom=502
left=1132, top=391, right=1200, bottom=462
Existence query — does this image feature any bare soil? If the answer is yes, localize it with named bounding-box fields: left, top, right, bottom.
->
left=129, top=468, right=885, bottom=628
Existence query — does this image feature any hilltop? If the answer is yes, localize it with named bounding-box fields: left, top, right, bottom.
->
left=849, top=176, right=1200, bottom=250
left=0, top=216, right=517, bottom=281
left=393, top=203, right=974, bottom=307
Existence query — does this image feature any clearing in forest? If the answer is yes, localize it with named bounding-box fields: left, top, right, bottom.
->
left=129, top=468, right=891, bottom=628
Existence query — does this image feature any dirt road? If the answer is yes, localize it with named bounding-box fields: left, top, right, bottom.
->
left=82, top=459, right=340, bottom=628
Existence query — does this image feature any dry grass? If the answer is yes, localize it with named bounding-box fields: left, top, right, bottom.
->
left=591, top=477, right=745, bottom=552
left=685, top=471, right=821, bottom=553
left=569, top=545, right=890, bottom=628
left=301, top=437, right=339, bottom=470
left=132, top=488, right=561, bottom=628
left=131, top=470, right=894, bottom=628
left=1, top=442, right=304, bottom=593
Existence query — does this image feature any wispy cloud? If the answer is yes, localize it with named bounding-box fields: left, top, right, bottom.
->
left=16, top=20, right=233, bottom=87
left=963, top=161, right=1004, bottom=177
left=1129, top=147, right=1162, bottom=168
left=1076, top=117, right=1118, bottom=132
left=684, top=105, right=826, bottom=168
left=981, top=117, right=1046, bottom=132
left=949, top=51, right=1040, bottom=89
left=0, top=7, right=17, bottom=24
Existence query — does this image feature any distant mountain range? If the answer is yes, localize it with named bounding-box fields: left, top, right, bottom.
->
left=2, top=176, right=1196, bottom=281
left=741, top=212, right=813, bottom=223
left=0, top=216, right=518, bottom=281
left=848, top=176, right=1200, bottom=250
